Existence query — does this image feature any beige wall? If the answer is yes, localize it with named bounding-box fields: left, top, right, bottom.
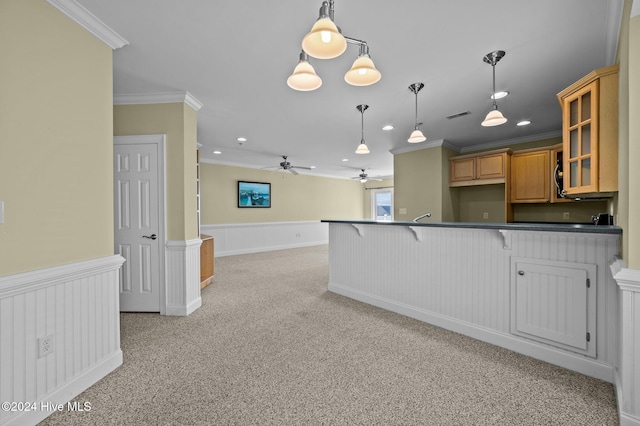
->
left=114, top=103, right=199, bottom=241
left=0, top=0, right=114, bottom=276
left=394, top=146, right=453, bottom=222
left=199, top=163, right=364, bottom=224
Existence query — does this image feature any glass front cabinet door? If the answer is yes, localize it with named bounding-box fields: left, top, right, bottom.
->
left=557, top=65, right=618, bottom=197
left=564, top=81, right=598, bottom=195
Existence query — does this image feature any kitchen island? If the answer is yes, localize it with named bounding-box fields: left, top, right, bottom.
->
left=322, top=219, right=621, bottom=382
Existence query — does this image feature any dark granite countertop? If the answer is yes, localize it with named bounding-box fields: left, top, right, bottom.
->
left=321, top=219, right=622, bottom=234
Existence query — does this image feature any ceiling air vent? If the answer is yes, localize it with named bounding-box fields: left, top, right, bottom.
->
left=446, top=111, right=471, bottom=120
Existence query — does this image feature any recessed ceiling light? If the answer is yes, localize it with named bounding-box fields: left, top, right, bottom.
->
left=491, top=91, right=509, bottom=100
left=310, top=166, right=316, bottom=169
left=213, top=150, right=222, bottom=154
left=382, top=125, right=394, bottom=131
left=517, top=120, right=531, bottom=126
left=342, top=158, right=349, bottom=162
left=236, top=137, right=247, bottom=142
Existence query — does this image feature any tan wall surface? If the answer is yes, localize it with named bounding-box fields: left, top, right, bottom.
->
left=394, top=146, right=444, bottom=221
left=0, top=0, right=114, bottom=276
left=199, top=163, right=364, bottom=224
left=114, top=103, right=199, bottom=241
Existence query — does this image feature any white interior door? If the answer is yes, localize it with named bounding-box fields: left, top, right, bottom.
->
left=114, top=136, right=163, bottom=312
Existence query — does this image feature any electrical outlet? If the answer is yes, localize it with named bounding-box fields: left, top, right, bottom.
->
left=563, top=212, right=570, bottom=220
left=38, top=335, right=54, bottom=358
left=483, top=212, right=489, bottom=219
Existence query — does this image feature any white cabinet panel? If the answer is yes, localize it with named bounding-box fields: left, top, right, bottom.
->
left=511, top=258, right=597, bottom=357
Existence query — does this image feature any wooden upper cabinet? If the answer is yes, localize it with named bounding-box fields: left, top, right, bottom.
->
left=449, top=148, right=512, bottom=187
left=557, top=64, right=618, bottom=196
left=510, top=149, right=550, bottom=203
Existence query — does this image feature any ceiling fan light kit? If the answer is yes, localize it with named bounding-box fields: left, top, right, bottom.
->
left=288, top=0, right=381, bottom=91
left=481, top=50, right=508, bottom=127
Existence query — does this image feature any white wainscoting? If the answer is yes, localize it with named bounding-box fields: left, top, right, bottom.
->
left=201, top=221, right=328, bottom=257
left=327, top=223, right=620, bottom=383
left=0, top=255, right=125, bottom=426
left=611, top=259, right=640, bottom=426
left=165, top=238, right=202, bottom=316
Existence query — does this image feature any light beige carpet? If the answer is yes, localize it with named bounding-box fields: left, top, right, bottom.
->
left=41, top=245, right=618, bottom=425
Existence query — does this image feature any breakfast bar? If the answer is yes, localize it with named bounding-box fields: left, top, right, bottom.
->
left=322, top=220, right=622, bottom=382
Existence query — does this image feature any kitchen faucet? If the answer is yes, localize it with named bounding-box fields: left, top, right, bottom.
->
left=412, top=213, right=432, bottom=222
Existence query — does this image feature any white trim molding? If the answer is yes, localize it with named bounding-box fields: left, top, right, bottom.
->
left=0, top=255, right=125, bottom=426
left=165, top=238, right=202, bottom=316
left=47, top=0, right=129, bottom=49
left=113, top=92, right=203, bottom=111
left=611, top=259, right=640, bottom=426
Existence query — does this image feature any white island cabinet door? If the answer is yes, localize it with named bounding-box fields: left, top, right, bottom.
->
left=511, top=258, right=597, bottom=357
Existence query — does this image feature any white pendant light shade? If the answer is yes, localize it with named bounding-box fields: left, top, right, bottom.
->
left=287, top=52, right=322, bottom=91
left=344, top=46, right=381, bottom=86
left=355, top=142, right=370, bottom=154
left=408, top=129, right=426, bottom=143
left=481, top=108, right=508, bottom=127
left=302, top=17, right=347, bottom=59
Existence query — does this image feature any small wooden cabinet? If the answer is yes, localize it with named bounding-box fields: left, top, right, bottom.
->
left=200, top=234, right=214, bottom=289
left=557, top=64, right=618, bottom=197
left=449, top=148, right=512, bottom=187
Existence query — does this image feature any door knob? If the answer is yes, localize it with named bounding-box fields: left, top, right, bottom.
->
left=143, top=234, right=157, bottom=240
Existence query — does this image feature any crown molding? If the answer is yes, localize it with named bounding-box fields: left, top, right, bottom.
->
left=113, top=92, right=204, bottom=111
left=456, top=130, right=562, bottom=153
left=632, top=0, right=640, bottom=18
left=603, top=0, right=625, bottom=64
left=47, top=0, right=128, bottom=49
left=389, top=139, right=460, bottom=155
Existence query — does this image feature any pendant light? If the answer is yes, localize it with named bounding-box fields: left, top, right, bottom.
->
left=288, top=0, right=381, bottom=91
left=481, top=50, right=508, bottom=127
left=301, top=1, right=346, bottom=60
left=408, top=83, right=426, bottom=143
left=355, top=104, right=370, bottom=154
left=344, top=44, right=382, bottom=86
left=287, top=52, right=322, bottom=91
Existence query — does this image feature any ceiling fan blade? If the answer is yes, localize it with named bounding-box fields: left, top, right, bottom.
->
left=289, top=168, right=299, bottom=175
left=292, top=166, right=313, bottom=170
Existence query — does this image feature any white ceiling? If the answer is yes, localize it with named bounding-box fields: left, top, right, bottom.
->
left=77, top=0, right=624, bottom=180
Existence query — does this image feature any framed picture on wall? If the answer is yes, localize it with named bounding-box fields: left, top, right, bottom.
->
left=238, top=181, right=271, bottom=208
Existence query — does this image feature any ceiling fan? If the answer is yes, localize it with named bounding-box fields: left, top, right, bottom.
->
left=351, top=169, right=383, bottom=183
left=265, top=155, right=313, bottom=175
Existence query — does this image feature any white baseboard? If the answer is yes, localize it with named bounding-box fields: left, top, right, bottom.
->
left=5, top=351, right=123, bottom=426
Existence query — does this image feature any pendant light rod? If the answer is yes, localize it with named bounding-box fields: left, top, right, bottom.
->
left=355, top=104, right=370, bottom=154
left=407, top=83, right=426, bottom=143
left=481, top=50, right=507, bottom=127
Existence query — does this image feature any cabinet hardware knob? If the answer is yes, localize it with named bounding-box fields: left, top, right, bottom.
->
left=518, top=270, right=525, bottom=276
